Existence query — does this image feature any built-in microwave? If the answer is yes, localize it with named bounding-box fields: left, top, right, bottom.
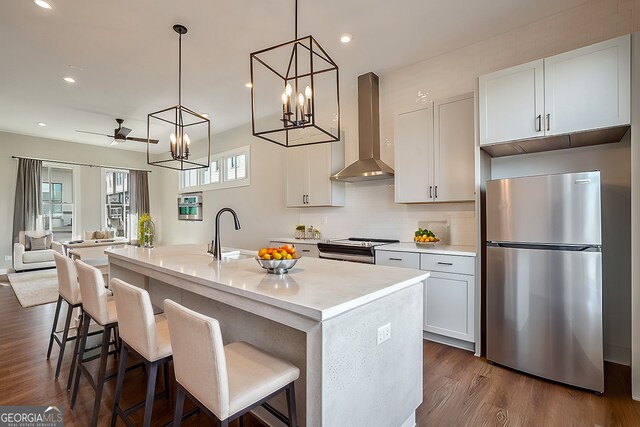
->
left=178, top=192, right=203, bottom=221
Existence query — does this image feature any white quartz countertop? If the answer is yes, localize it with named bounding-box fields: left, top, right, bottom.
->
left=106, top=244, right=429, bottom=321
left=376, top=243, right=476, bottom=257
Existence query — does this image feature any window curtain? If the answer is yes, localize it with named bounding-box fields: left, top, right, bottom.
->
left=12, top=158, right=43, bottom=244
left=130, top=170, right=150, bottom=217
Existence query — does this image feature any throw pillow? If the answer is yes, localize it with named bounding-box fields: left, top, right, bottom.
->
left=29, top=236, right=47, bottom=251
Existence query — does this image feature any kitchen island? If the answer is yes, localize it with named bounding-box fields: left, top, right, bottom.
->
left=106, top=244, right=429, bottom=427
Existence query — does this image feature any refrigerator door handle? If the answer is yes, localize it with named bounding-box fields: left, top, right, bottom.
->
left=487, top=241, right=601, bottom=252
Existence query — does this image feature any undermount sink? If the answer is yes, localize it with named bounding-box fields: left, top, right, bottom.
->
left=219, top=250, right=253, bottom=261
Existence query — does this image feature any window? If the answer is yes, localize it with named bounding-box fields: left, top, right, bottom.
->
left=179, top=145, right=250, bottom=192
left=103, top=169, right=130, bottom=238
left=225, top=154, right=246, bottom=181
left=42, top=165, right=75, bottom=241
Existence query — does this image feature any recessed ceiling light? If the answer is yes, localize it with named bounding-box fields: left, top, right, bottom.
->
left=63, top=77, right=76, bottom=83
left=245, top=83, right=253, bottom=88
left=201, top=113, right=209, bottom=118
left=340, top=33, right=353, bottom=44
left=34, top=0, right=52, bottom=9
left=37, top=122, right=47, bottom=127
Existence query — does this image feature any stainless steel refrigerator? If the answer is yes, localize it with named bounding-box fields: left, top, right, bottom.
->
left=486, top=171, right=603, bottom=393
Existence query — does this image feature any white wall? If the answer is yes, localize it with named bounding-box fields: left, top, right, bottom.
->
left=0, top=131, right=162, bottom=270
left=156, top=124, right=299, bottom=251
left=491, top=137, right=632, bottom=365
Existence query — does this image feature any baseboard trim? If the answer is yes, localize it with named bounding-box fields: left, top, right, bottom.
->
left=424, top=331, right=476, bottom=353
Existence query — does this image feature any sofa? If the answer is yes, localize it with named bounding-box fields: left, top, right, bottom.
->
left=13, top=231, right=64, bottom=272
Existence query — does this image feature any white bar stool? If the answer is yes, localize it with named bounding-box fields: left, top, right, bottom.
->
left=109, top=278, right=172, bottom=427
left=164, top=299, right=300, bottom=427
left=48, top=252, right=83, bottom=388
left=71, top=260, right=120, bottom=427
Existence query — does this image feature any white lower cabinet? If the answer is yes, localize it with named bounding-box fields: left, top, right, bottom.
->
left=375, top=249, right=476, bottom=346
left=423, top=271, right=474, bottom=342
left=375, top=250, right=420, bottom=269
left=270, top=241, right=319, bottom=258
left=421, top=254, right=475, bottom=343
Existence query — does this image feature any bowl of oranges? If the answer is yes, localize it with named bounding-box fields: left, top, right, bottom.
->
left=414, top=228, right=440, bottom=246
left=256, top=245, right=299, bottom=274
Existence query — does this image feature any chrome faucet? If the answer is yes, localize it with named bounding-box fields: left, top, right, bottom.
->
left=208, top=208, right=241, bottom=259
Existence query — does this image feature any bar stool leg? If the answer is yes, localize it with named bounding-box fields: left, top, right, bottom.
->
left=54, top=301, right=74, bottom=379
left=46, top=295, right=63, bottom=359
left=286, top=382, right=297, bottom=427
left=90, top=324, right=113, bottom=427
left=71, top=312, right=91, bottom=409
left=172, top=386, right=185, bottom=427
left=239, top=415, right=245, bottom=427
left=163, top=361, right=170, bottom=401
left=142, top=361, right=158, bottom=427
left=110, top=344, right=129, bottom=427
left=66, top=307, right=83, bottom=391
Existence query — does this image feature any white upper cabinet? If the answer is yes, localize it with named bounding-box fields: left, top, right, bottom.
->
left=479, top=59, right=544, bottom=146
left=479, top=35, right=630, bottom=147
left=433, top=94, right=475, bottom=202
left=285, top=141, right=345, bottom=208
left=394, top=93, right=475, bottom=204
left=544, top=35, right=630, bottom=136
left=394, top=104, right=433, bottom=203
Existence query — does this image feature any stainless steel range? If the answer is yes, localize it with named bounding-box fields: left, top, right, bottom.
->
left=317, top=238, right=400, bottom=264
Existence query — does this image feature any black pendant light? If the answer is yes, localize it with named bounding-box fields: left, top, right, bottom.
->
left=249, top=0, right=340, bottom=147
left=147, top=24, right=211, bottom=170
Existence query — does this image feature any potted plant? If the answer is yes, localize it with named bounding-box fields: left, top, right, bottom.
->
left=138, top=213, right=155, bottom=248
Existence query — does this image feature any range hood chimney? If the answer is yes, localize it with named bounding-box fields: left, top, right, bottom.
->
left=331, top=72, right=394, bottom=182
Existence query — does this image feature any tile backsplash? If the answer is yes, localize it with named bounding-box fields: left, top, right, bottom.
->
left=297, top=181, right=476, bottom=246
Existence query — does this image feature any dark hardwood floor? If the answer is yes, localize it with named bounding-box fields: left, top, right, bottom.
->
left=2, top=282, right=640, bottom=426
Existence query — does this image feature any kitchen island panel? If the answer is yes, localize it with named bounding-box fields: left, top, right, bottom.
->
left=323, top=282, right=423, bottom=427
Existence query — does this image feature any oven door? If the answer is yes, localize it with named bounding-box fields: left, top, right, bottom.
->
left=318, top=252, right=374, bottom=264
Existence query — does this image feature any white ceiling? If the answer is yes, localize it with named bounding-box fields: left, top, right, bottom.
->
left=0, top=0, right=589, bottom=153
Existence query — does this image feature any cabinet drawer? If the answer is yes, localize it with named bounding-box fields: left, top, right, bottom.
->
left=293, top=243, right=319, bottom=258
left=420, top=253, right=474, bottom=275
left=375, top=251, right=420, bottom=269
left=270, top=241, right=319, bottom=258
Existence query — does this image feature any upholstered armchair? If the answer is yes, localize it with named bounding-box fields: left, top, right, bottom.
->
left=13, top=231, right=62, bottom=272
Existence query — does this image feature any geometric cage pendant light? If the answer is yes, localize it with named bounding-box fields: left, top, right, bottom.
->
left=147, top=24, right=211, bottom=170
left=250, top=0, right=340, bottom=148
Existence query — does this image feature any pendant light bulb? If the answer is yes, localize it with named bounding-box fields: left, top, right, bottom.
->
left=184, top=134, right=191, bottom=145
left=282, top=92, right=288, bottom=104
left=285, top=84, right=293, bottom=96
left=170, top=133, right=177, bottom=144
left=298, top=93, right=304, bottom=107
left=305, top=86, right=312, bottom=99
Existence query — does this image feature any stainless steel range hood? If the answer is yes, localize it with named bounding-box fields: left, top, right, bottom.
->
left=331, top=73, right=394, bottom=182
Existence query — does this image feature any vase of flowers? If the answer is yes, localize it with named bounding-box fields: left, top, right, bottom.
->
left=138, top=213, right=155, bottom=248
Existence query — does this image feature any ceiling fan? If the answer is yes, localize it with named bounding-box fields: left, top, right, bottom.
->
left=76, top=118, right=159, bottom=146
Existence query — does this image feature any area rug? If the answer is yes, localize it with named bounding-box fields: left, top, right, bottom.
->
left=7, top=270, right=58, bottom=308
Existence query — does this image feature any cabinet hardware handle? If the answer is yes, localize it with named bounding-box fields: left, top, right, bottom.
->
left=389, top=258, right=403, bottom=261
left=546, top=114, right=550, bottom=131
left=437, top=262, right=453, bottom=266
left=301, top=249, right=311, bottom=252
left=306, top=195, right=309, bottom=204
left=429, top=186, right=433, bottom=198
left=435, top=186, right=438, bottom=199
left=536, top=115, right=542, bottom=132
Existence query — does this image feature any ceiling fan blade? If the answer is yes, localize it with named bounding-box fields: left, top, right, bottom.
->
left=76, top=130, right=114, bottom=138
left=118, top=127, right=132, bottom=138
left=126, top=137, right=159, bottom=144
